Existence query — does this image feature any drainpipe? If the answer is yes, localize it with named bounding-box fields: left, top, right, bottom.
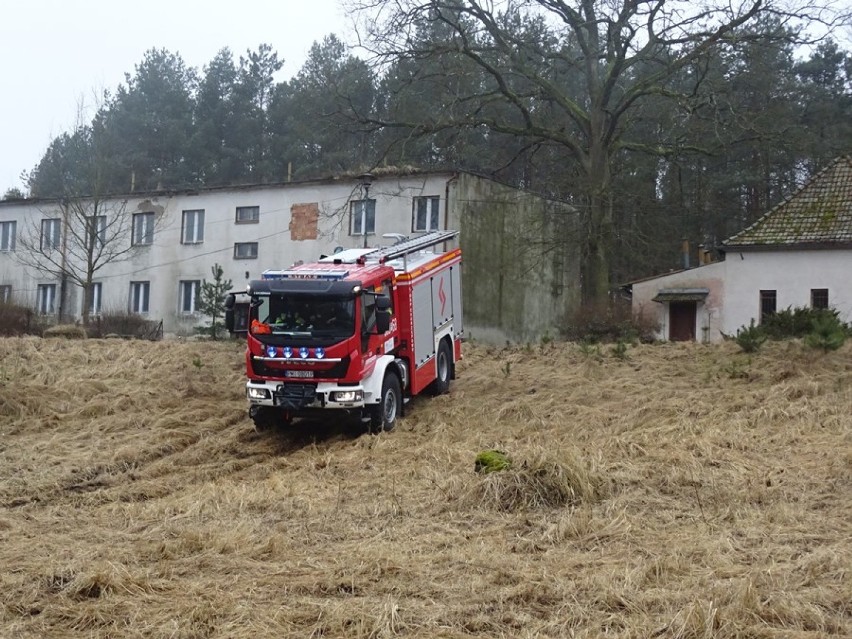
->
left=444, top=172, right=459, bottom=251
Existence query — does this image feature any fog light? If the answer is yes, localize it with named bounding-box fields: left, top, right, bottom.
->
left=247, top=387, right=271, bottom=400
left=331, top=390, right=363, bottom=402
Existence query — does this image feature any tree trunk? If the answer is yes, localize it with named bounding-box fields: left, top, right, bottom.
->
left=582, top=136, right=614, bottom=303
left=82, top=281, right=92, bottom=326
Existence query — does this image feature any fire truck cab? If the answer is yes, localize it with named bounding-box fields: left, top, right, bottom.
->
left=226, top=230, right=463, bottom=432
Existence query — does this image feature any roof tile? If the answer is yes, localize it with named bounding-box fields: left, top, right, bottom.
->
left=724, top=156, right=852, bottom=247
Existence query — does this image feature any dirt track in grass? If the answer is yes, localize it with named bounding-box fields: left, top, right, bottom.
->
left=0, top=336, right=849, bottom=638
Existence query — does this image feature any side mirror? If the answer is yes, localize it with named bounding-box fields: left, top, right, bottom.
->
left=224, top=294, right=236, bottom=332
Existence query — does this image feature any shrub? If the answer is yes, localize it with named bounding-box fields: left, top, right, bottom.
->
left=0, top=303, right=47, bottom=336
left=734, top=320, right=767, bottom=353
left=804, top=314, right=847, bottom=352
left=561, top=299, right=658, bottom=343
left=610, top=340, right=629, bottom=360
left=761, top=306, right=844, bottom=340
left=86, top=311, right=162, bottom=340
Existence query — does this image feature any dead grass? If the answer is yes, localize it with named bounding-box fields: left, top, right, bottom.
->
left=0, top=336, right=849, bottom=638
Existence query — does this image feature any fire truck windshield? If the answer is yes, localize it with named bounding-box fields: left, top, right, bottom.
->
left=252, top=294, right=355, bottom=338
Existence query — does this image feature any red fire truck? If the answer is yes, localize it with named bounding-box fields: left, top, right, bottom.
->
left=225, top=230, right=463, bottom=432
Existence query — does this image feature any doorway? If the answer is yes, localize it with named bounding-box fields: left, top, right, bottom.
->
left=669, top=301, right=697, bottom=341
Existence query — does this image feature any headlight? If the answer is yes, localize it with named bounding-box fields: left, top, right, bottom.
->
left=247, top=387, right=271, bottom=400
left=331, top=390, right=363, bottom=402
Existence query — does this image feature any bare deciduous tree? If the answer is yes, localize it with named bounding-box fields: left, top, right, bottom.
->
left=349, top=0, right=847, bottom=301
left=18, top=99, right=159, bottom=325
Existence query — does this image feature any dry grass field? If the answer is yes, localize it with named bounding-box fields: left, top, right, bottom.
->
left=0, top=336, right=849, bottom=638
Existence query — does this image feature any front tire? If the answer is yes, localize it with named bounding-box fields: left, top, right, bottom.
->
left=250, top=406, right=291, bottom=432
left=370, top=373, right=401, bottom=433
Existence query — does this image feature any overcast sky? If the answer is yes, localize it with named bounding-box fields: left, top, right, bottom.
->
left=0, top=0, right=352, bottom=193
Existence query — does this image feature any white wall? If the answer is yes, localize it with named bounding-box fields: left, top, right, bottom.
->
left=0, top=201, right=35, bottom=307
left=723, top=248, right=852, bottom=333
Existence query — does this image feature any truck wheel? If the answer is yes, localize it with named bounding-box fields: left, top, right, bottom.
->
left=429, top=340, right=453, bottom=395
left=250, top=406, right=290, bottom=431
left=371, top=373, right=401, bottom=433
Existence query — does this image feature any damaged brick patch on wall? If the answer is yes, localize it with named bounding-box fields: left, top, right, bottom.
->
left=289, top=203, right=320, bottom=241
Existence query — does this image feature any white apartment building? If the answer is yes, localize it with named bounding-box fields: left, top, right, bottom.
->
left=0, top=170, right=581, bottom=342
left=0, top=172, right=457, bottom=336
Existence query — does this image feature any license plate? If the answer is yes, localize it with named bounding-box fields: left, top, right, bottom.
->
left=284, top=370, right=314, bottom=378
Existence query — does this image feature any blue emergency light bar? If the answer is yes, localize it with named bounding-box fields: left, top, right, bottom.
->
left=261, top=269, right=350, bottom=281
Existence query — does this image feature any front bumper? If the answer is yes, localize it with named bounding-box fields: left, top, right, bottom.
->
left=246, top=380, right=375, bottom=410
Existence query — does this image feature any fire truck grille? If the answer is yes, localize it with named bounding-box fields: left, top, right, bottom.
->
left=251, top=356, right=350, bottom=379
left=273, top=384, right=318, bottom=410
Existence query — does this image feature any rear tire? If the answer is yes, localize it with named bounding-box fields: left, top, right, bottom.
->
left=370, top=373, right=401, bottom=433
left=429, top=340, right=453, bottom=395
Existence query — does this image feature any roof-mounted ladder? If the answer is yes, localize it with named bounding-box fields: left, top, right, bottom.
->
left=357, top=230, right=459, bottom=266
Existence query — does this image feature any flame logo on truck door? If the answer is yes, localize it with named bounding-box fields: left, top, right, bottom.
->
left=438, top=277, right=447, bottom=316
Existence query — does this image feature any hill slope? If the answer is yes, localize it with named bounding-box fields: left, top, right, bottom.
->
left=0, top=337, right=850, bottom=638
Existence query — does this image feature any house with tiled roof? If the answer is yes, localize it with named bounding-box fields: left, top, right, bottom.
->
left=630, top=156, right=852, bottom=342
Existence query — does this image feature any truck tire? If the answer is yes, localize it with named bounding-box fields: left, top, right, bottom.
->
left=250, top=406, right=290, bottom=432
left=429, top=340, right=453, bottom=395
left=370, top=373, right=401, bottom=433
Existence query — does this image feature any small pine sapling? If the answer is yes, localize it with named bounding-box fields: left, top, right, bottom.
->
left=734, top=320, right=767, bottom=353
left=197, top=263, right=233, bottom=340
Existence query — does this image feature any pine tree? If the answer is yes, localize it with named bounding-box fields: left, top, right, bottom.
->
left=197, top=263, right=233, bottom=340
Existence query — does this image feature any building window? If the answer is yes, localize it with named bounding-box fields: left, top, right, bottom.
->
left=759, top=290, right=777, bottom=323
left=0, top=220, right=16, bottom=251
left=87, top=215, right=106, bottom=247
left=88, top=282, right=102, bottom=315
left=234, top=242, right=258, bottom=259
left=236, top=206, right=259, bottom=224
left=413, top=196, right=440, bottom=232
left=37, top=283, right=56, bottom=315
left=179, top=280, right=201, bottom=313
left=0, top=285, right=11, bottom=303
left=811, top=288, right=829, bottom=310
left=350, top=199, right=375, bottom=237
left=129, top=281, right=150, bottom=314
left=41, top=218, right=61, bottom=250
left=182, top=209, right=205, bottom=244
left=132, top=212, right=155, bottom=246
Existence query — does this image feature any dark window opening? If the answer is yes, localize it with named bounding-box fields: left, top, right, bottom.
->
left=759, top=290, right=777, bottom=323
left=811, top=288, right=829, bottom=310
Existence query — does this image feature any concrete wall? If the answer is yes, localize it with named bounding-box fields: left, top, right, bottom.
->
left=448, top=173, right=581, bottom=343
left=632, top=247, right=852, bottom=342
